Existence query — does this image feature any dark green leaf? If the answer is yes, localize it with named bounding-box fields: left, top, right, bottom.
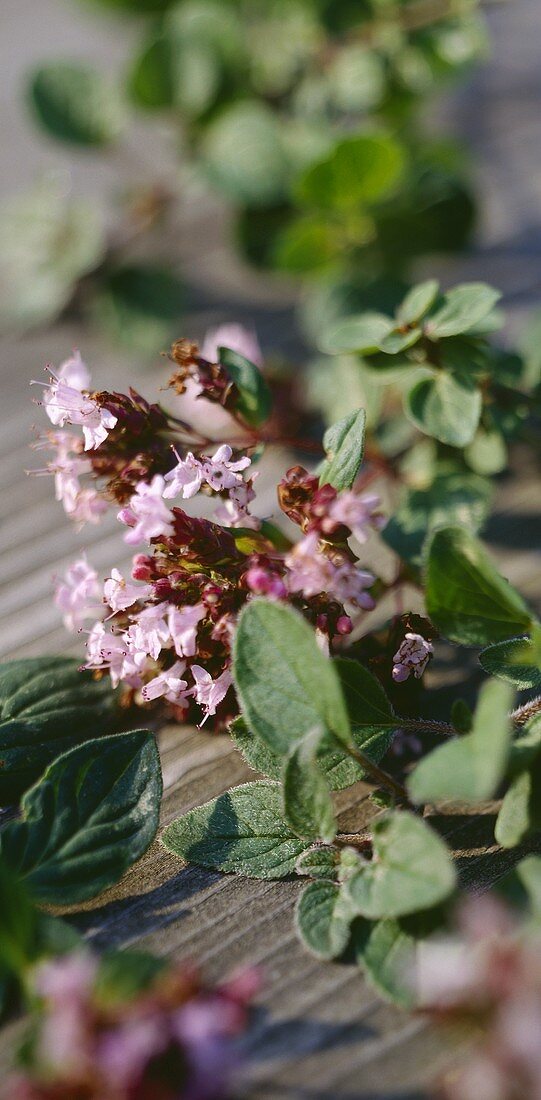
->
left=295, top=880, right=353, bottom=960
left=426, top=283, right=501, bottom=338
left=161, top=780, right=307, bottom=879
left=295, top=846, right=338, bottom=880
left=383, top=470, right=492, bottom=567
left=405, top=373, right=481, bottom=447
left=425, top=527, right=534, bottom=645
left=0, top=730, right=162, bottom=906
left=516, top=856, right=541, bottom=918
left=29, top=63, right=124, bottom=146
left=480, top=637, right=541, bottom=690
left=233, top=601, right=351, bottom=756
left=283, top=731, right=336, bottom=844
left=408, top=679, right=514, bottom=804
left=0, top=657, right=118, bottom=805
left=0, top=856, right=38, bottom=976
left=128, top=33, right=175, bottom=109
left=218, top=346, right=272, bottom=427
left=319, top=409, right=366, bottom=490
left=345, top=812, right=456, bottom=919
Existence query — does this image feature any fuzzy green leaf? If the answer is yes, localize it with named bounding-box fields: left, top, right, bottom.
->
left=345, top=812, right=456, bottom=920
left=233, top=601, right=351, bottom=755
left=319, top=409, right=366, bottom=490
left=324, top=313, right=393, bottom=355
left=295, top=880, right=353, bottom=960
left=426, top=283, right=501, bottom=338
left=218, top=346, right=272, bottom=427
left=426, top=527, right=533, bottom=645
left=0, top=657, right=118, bottom=805
left=480, top=637, right=541, bottom=690
left=408, top=679, right=514, bottom=804
left=283, top=731, right=336, bottom=844
left=161, top=781, right=307, bottom=879
left=0, top=731, right=162, bottom=905
left=405, top=373, right=481, bottom=447
left=295, top=845, right=338, bottom=880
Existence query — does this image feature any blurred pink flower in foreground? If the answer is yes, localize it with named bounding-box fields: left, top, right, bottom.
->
left=8, top=950, right=258, bottom=1100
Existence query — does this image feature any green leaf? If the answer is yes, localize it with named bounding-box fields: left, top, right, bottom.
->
left=516, top=856, right=541, bottom=918
left=295, top=845, right=338, bottom=880
left=218, top=346, right=272, bottom=427
left=0, top=657, right=118, bottom=805
left=324, top=313, right=393, bottom=355
left=345, top=812, right=456, bottom=920
left=0, top=731, right=162, bottom=905
left=426, top=283, right=502, bottom=338
left=283, top=731, right=336, bottom=844
left=495, top=766, right=541, bottom=849
left=94, top=264, right=183, bottom=354
left=405, top=373, right=481, bottom=447
left=479, top=637, right=541, bottom=690
left=161, top=780, right=307, bottom=879
left=202, top=102, right=292, bottom=205
left=383, top=470, right=492, bottom=567
left=295, top=880, right=353, bottom=960
left=397, top=280, right=440, bottom=326
left=408, top=679, right=514, bottom=804
left=353, top=918, right=415, bottom=1008
left=319, top=409, right=366, bottom=490
left=273, top=215, right=341, bottom=274
left=465, top=429, right=507, bottom=476
left=128, top=33, right=175, bottom=109
left=425, top=527, right=534, bottom=645
left=28, top=63, right=124, bottom=146
left=296, top=134, right=405, bottom=211
left=231, top=658, right=395, bottom=792
left=233, top=601, right=351, bottom=756
left=0, top=856, right=39, bottom=977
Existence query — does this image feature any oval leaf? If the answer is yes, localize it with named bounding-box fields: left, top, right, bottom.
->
left=425, top=527, right=533, bottom=646
left=405, top=373, right=481, bottom=447
left=426, top=283, right=501, bottom=338
left=295, top=880, right=353, bottom=960
left=0, top=731, right=162, bottom=905
left=29, top=63, right=124, bottom=146
left=283, top=734, right=336, bottom=844
left=345, top=812, right=456, bottom=920
left=161, top=780, right=307, bottom=879
left=218, top=346, right=272, bottom=427
left=319, top=409, right=366, bottom=490
left=480, top=637, right=541, bottom=690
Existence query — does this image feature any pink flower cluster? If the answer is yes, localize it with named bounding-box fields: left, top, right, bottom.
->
left=419, top=895, right=541, bottom=1100
left=8, top=950, right=257, bottom=1100
left=34, top=331, right=384, bottom=723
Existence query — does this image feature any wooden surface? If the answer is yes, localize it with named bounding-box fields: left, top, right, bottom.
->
left=1, top=1, right=541, bottom=1096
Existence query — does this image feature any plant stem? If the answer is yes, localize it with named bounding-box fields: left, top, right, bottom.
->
left=344, top=742, right=412, bottom=805
left=510, top=695, right=541, bottom=727
left=401, top=717, right=456, bottom=737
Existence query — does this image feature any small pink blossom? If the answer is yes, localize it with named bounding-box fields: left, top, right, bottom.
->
left=84, top=622, right=135, bottom=688
left=168, top=603, right=206, bottom=658
left=34, top=953, right=97, bottom=1005
left=392, top=632, right=433, bottom=683
left=214, top=477, right=259, bottom=529
left=118, top=476, right=174, bottom=545
left=40, top=352, right=117, bottom=451
left=54, top=556, right=101, bottom=633
left=285, top=533, right=375, bottom=610
left=202, top=444, right=251, bottom=492
left=190, top=665, right=233, bottom=723
left=163, top=449, right=204, bottom=500
left=126, top=604, right=170, bottom=662
left=246, top=565, right=287, bottom=599
left=323, top=490, right=384, bottom=544
left=141, top=661, right=189, bottom=704
left=201, top=323, right=263, bottom=368
left=103, top=568, right=152, bottom=613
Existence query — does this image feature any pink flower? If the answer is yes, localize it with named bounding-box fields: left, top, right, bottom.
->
left=40, top=352, right=117, bottom=451
left=246, top=565, right=287, bottom=599
left=84, top=621, right=132, bottom=688
left=285, top=533, right=375, bottom=610
left=54, top=556, right=101, bottom=633
left=141, top=661, right=189, bottom=704
left=168, top=603, right=205, bottom=658
left=202, top=444, right=251, bottom=492
left=34, top=953, right=97, bottom=1004
left=163, top=449, right=204, bottom=500
left=103, top=568, right=152, bottom=613
left=324, top=490, right=384, bottom=544
left=392, top=632, right=433, bottom=683
left=126, top=603, right=170, bottom=662
left=190, top=666, right=233, bottom=723
left=201, top=323, right=263, bottom=368
left=118, top=476, right=174, bottom=545
left=214, top=477, right=259, bottom=529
